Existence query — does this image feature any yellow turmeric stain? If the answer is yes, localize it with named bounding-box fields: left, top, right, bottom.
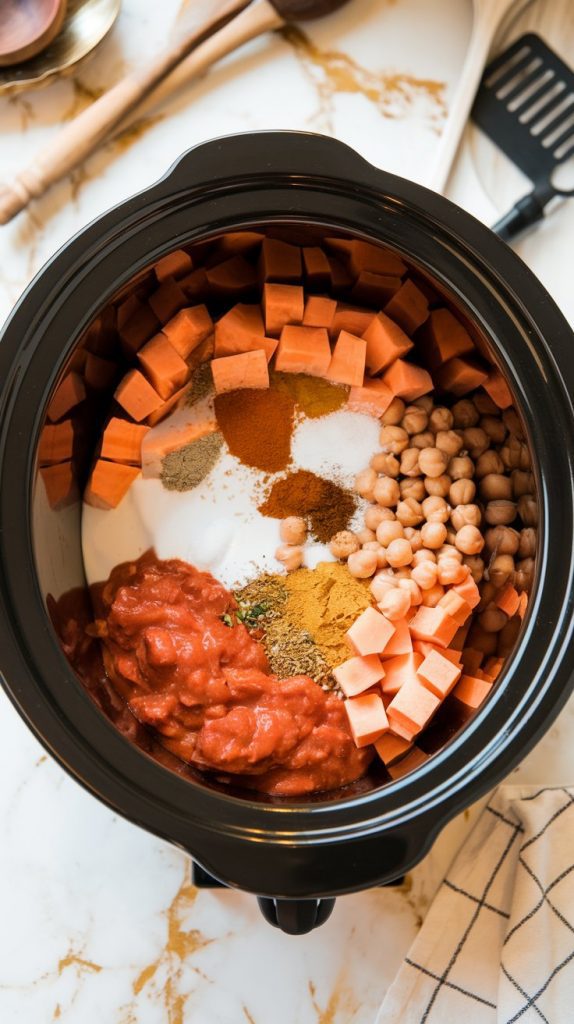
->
left=111, top=115, right=165, bottom=155
left=58, top=953, right=102, bottom=975
left=308, top=974, right=359, bottom=1024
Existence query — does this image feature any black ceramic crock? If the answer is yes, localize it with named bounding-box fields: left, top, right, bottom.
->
left=1, top=131, right=574, bottom=935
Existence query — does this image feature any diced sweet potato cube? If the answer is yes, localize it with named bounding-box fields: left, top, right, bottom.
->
left=263, top=283, right=304, bottom=335
left=387, top=677, right=440, bottom=736
left=435, top=356, right=489, bottom=396
left=84, top=353, right=117, bottom=391
left=346, top=607, right=396, bottom=657
left=325, top=331, right=366, bottom=387
left=206, top=256, right=258, bottom=295
left=362, top=311, right=414, bottom=374
left=303, top=295, right=337, bottom=329
left=214, top=303, right=264, bottom=356
left=84, top=460, right=140, bottom=510
left=483, top=367, right=513, bottom=409
left=116, top=293, right=139, bottom=330
left=141, top=398, right=217, bottom=478
left=138, top=333, right=190, bottom=400
left=155, top=249, right=193, bottom=282
left=386, top=745, right=429, bottom=779
left=350, top=271, right=402, bottom=308
left=344, top=693, right=389, bottom=747
left=384, top=279, right=429, bottom=335
left=38, top=420, right=75, bottom=466
left=483, top=656, right=504, bottom=680
left=211, top=350, right=269, bottom=394
left=259, top=238, right=302, bottom=282
left=418, top=648, right=461, bottom=699
left=100, top=418, right=149, bottom=465
left=381, top=618, right=413, bottom=658
left=333, top=654, right=385, bottom=698
left=40, top=461, right=76, bottom=510
left=408, top=605, right=459, bottom=648
left=382, top=359, right=433, bottom=401
left=518, top=592, right=528, bottom=619
left=324, top=236, right=354, bottom=259
left=347, top=378, right=394, bottom=418
left=328, top=256, right=354, bottom=292
left=119, top=302, right=160, bottom=355
left=217, top=231, right=264, bottom=255
left=453, top=576, right=481, bottom=609
left=413, top=641, right=462, bottom=665
left=347, top=240, right=407, bottom=278
left=438, top=589, right=472, bottom=626
left=374, top=731, right=413, bottom=766
left=114, top=370, right=164, bottom=422
left=385, top=718, right=417, bottom=742
left=496, top=583, right=521, bottom=618
left=381, top=652, right=423, bottom=697
left=47, top=372, right=86, bottom=422
left=275, top=325, right=331, bottom=376
left=460, top=647, right=483, bottom=674
left=453, top=674, right=492, bottom=709
left=450, top=623, right=470, bottom=652
left=163, top=305, right=213, bottom=360
left=329, top=304, right=375, bottom=341
left=146, top=383, right=191, bottom=426
left=302, top=247, right=331, bottom=289
left=148, top=278, right=187, bottom=324
left=424, top=308, right=475, bottom=369
left=180, top=268, right=209, bottom=301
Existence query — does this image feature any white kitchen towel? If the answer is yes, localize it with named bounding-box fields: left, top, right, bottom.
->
left=377, top=786, right=574, bottom=1024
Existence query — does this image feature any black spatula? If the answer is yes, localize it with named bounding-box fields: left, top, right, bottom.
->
left=471, top=33, right=574, bottom=242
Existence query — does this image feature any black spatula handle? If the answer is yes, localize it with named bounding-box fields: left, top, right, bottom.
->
left=493, top=192, right=547, bottom=243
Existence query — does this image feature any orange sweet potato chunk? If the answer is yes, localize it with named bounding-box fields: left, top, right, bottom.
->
left=438, top=589, right=472, bottom=626
left=138, top=334, right=190, bottom=399
left=114, top=370, right=164, bottom=422
left=214, top=303, right=264, bottom=356
left=85, top=460, right=140, bottom=510
left=413, top=641, right=462, bottom=665
left=155, top=249, right=193, bottom=282
left=211, top=350, right=269, bottom=394
left=424, top=308, right=475, bottom=369
left=418, top=648, right=461, bottom=699
left=496, top=583, right=521, bottom=618
left=259, top=238, right=302, bottom=282
left=303, top=295, right=337, bottom=329
left=119, top=302, right=160, bottom=355
left=329, top=304, right=375, bottom=341
left=346, top=607, right=395, bottom=657
left=460, top=647, right=483, bottom=674
left=347, top=378, right=394, bottom=418
left=40, top=461, right=76, bottom=510
left=435, top=356, right=489, bottom=396
left=483, top=656, right=504, bottom=680
left=146, top=383, right=191, bottom=426
left=384, top=279, right=429, bottom=335
left=453, top=576, right=481, bottom=609
left=38, top=420, right=75, bottom=466
left=453, top=674, right=492, bottom=709
left=333, top=654, right=385, bottom=698
left=347, top=240, right=407, bottom=278
left=344, top=692, right=389, bottom=747
left=374, top=731, right=413, bottom=766
left=387, top=677, right=440, bottom=736
left=162, top=305, right=213, bottom=359
left=100, top=418, right=149, bottom=465
left=408, top=605, right=459, bottom=648
left=325, top=331, right=366, bottom=387
left=381, top=617, right=413, bottom=658
left=380, top=652, right=423, bottom=697
left=483, top=368, right=513, bottom=409
left=275, top=325, right=331, bottom=376
left=350, top=271, right=402, bottom=308
left=84, top=353, right=117, bottom=391
left=206, top=256, right=258, bottom=295
left=263, top=283, right=304, bottom=335
left=363, top=311, right=413, bottom=374
left=47, top=372, right=86, bottom=422
left=148, top=278, right=187, bottom=324
left=382, top=359, right=433, bottom=401
left=302, top=247, right=331, bottom=289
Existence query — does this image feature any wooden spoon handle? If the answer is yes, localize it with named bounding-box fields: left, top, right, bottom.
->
left=0, top=0, right=251, bottom=224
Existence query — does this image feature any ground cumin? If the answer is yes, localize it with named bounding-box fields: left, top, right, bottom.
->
left=161, top=431, right=222, bottom=491
left=214, top=387, right=295, bottom=473
left=271, top=371, right=348, bottom=418
left=258, top=469, right=356, bottom=543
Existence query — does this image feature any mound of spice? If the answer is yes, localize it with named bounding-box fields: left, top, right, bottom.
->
left=259, top=468, right=357, bottom=543
left=214, top=386, right=295, bottom=473
left=271, top=372, right=348, bottom=418
left=161, top=431, right=223, bottom=491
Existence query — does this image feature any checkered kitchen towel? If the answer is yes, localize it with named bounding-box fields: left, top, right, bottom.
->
left=377, top=786, right=574, bottom=1023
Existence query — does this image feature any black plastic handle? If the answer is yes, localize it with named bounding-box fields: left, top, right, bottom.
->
left=492, top=191, right=547, bottom=243
left=257, top=897, right=336, bottom=935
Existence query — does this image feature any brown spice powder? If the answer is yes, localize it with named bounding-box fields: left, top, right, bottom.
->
left=214, top=387, right=295, bottom=473
left=258, top=469, right=356, bottom=543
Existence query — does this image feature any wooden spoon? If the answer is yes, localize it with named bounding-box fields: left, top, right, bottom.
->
left=0, top=0, right=68, bottom=67
left=0, top=0, right=352, bottom=224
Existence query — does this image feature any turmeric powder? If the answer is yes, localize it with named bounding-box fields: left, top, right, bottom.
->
left=284, top=561, right=371, bottom=668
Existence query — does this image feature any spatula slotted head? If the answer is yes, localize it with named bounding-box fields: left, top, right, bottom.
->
left=472, top=33, right=574, bottom=188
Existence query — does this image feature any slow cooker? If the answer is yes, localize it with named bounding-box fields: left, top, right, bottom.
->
left=1, top=131, right=574, bottom=935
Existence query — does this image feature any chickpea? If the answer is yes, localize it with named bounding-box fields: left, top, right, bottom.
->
left=394, top=567, right=412, bottom=580
left=500, top=436, right=523, bottom=471
left=429, top=406, right=454, bottom=432
left=419, top=447, right=448, bottom=478
left=422, top=495, right=450, bottom=523
left=484, top=526, right=520, bottom=556
left=449, top=478, right=476, bottom=506
left=370, top=573, right=396, bottom=602
left=436, top=544, right=463, bottom=563
left=455, top=524, right=485, bottom=555
left=402, top=406, right=428, bottom=434
left=489, top=553, right=515, bottom=588
left=452, top=398, right=479, bottom=428
left=373, top=477, right=400, bottom=507
left=436, top=430, right=464, bottom=458
left=517, top=494, right=538, bottom=527
left=381, top=396, right=405, bottom=425
left=379, top=588, right=411, bottom=621
left=518, top=442, right=531, bottom=470
left=355, top=467, right=377, bottom=500
left=404, top=527, right=423, bottom=552
left=376, top=520, right=404, bottom=546
left=329, top=530, right=360, bottom=560
left=398, top=577, right=423, bottom=606
left=400, top=478, right=426, bottom=502
left=365, top=505, right=394, bottom=531
left=356, top=527, right=376, bottom=545
left=280, top=516, right=307, bottom=546
left=370, top=451, right=400, bottom=476
left=464, top=554, right=485, bottom=583
left=448, top=455, right=474, bottom=481
left=462, top=426, right=489, bottom=458
left=412, top=560, right=439, bottom=590
left=424, top=474, right=452, bottom=498
left=420, top=521, right=447, bottom=550
left=379, top=424, right=409, bottom=454
left=519, top=528, right=536, bottom=559
left=467, top=624, right=498, bottom=656
left=400, top=448, right=421, bottom=477
left=396, top=498, right=424, bottom=527
left=445, top=527, right=458, bottom=545
left=413, top=395, right=434, bottom=414
left=451, top=504, right=481, bottom=531
left=386, top=538, right=414, bottom=568
left=475, top=450, right=504, bottom=478
left=479, top=604, right=508, bottom=633
left=474, top=393, right=499, bottom=416
left=412, top=548, right=437, bottom=566
left=477, top=579, right=497, bottom=609
left=411, top=430, right=436, bottom=450
left=275, top=544, right=304, bottom=571
left=516, top=557, right=534, bottom=592
left=480, top=415, right=507, bottom=444
left=347, top=549, right=378, bottom=579
left=421, top=583, right=445, bottom=607
left=485, top=500, right=517, bottom=526
left=479, top=473, right=513, bottom=502
left=503, top=409, right=524, bottom=440
left=438, top=557, right=467, bottom=586
left=511, top=470, right=534, bottom=499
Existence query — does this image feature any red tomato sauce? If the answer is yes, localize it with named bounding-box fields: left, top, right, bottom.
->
left=84, top=553, right=371, bottom=796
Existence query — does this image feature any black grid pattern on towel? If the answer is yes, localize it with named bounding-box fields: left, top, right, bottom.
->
left=404, top=789, right=574, bottom=1023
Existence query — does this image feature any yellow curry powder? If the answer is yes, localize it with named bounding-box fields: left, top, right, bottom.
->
left=283, top=562, right=371, bottom=668
left=270, top=371, right=349, bottom=418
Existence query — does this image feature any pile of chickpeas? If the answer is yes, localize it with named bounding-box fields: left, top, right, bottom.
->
left=329, top=389, right=537, bottom=659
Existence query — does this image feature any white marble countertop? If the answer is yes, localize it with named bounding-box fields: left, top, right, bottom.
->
left=1, top=1, right=574, bottom=1021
